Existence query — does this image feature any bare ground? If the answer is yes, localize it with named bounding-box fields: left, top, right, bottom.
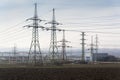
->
left=0, top=66, right=120, bottom=80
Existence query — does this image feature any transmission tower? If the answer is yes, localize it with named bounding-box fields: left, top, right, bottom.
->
left=45, top=8, right=61, bottom=63
left=24, top=3, right=44, bottom=65
left=95, top=34, right=98, bottom=62
left=13, top=44, right=17, bottom=63
left=89, top=36, right=95, bottom=62
left=81, top=32, right=86, bottom=62
left=58, top=30, right=71, bottom=61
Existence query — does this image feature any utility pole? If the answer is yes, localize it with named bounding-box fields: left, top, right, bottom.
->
left=95, top=34, right=98, bottom=62
left=81, top=32, right=86, bottom=62
left=58, top=30, right=71, bottom=61
left=46, top=8, right=61, bottom=63
left=24, top=3, right=44, bottom=65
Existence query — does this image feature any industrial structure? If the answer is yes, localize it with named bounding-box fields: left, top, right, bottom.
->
left=0, top=3, right=118, bottom=66
left=95, top=34, right=98, bottom=62
left=81, top=32, right=86, bottom=62
left=12, top=44, right=17, bottom=63
left=88, top=36, right=95, bottom=62
left=58, top=30, right=71, bottom=61
left=87, top=35, right=99, bottom=62
left=45, top=8, right=61, bottom=64
left=24, top=3, right=44, bottom=65
left=93, top=53, right=108, bottom=61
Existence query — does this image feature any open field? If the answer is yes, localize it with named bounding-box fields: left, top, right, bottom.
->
left=1, top=63, right=120, bottom=68
left=0, top=64, right=120, bottom=80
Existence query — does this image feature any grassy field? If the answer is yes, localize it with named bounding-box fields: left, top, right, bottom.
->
left=0, top=64, right=120, bottom=80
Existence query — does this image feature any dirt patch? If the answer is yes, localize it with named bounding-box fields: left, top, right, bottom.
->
left=0, top=67, right=120, bottom=80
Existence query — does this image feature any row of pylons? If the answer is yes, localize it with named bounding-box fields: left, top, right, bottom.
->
left=24, top=3, right=71, bottom=66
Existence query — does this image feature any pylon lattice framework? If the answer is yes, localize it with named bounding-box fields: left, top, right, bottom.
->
left=46, top=9, right=61, bottom=62
left=81, top=32, right=86, bottom=61
left=58, top=30, right=71, bottom=61
left=24, top=3, right=44, bottom=65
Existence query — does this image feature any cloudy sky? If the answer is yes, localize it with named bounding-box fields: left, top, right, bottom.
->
left=0, top=0, right=120, bottom=52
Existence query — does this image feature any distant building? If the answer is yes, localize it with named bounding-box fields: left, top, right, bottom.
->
left=85, top=53, right=109, bottom=62
left=93, top=53, right=109, bottom=61
left=67, top=55, right=81, bottom=61
left=85, top=53, right=92, bottom=62
left=93, top=53, right=118, bottom=62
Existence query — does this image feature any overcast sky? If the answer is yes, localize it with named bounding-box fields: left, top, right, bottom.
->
left=0, top=0, right=120, bottom=51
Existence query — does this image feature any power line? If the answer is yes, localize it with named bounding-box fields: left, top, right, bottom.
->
left=61, top=15, right=120, bottom=20
left=0, top=29, right=28, bottom=41
left=64, top=29, right=120, bottom=34
left=0, top=20, right=26, bottom=35
left=60, top=26, right=120, bottom=30
left=0, top=32, right=30, bottom=43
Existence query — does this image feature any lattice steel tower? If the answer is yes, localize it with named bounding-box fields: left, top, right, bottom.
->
left=90, top=36, right=94, bottom=62
left=58, top=30, right=71, bottom=61
left=95, top=34, right=98, bottom=62
left=46, top=9, right=60, bottom=62
left=81, top=32, right=86, bottom=61
left=24, top=3, right=44, bottom=65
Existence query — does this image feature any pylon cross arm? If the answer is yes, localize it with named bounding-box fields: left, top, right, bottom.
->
left=26, top=17, right=43, bottom=22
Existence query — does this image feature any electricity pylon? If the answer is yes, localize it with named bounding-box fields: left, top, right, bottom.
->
left=95, top=34, right=98, bottom=62
left=88, top=36, right=95, bottom=62
left=58, top=30, right=71, bottom=61
left=24, top=3, right=44, bottom=65
left=13, top=44, right=17, bottom=63
left=45, top=8, right=61, bottom=63
left=81, top=32, right=86, bottom=62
